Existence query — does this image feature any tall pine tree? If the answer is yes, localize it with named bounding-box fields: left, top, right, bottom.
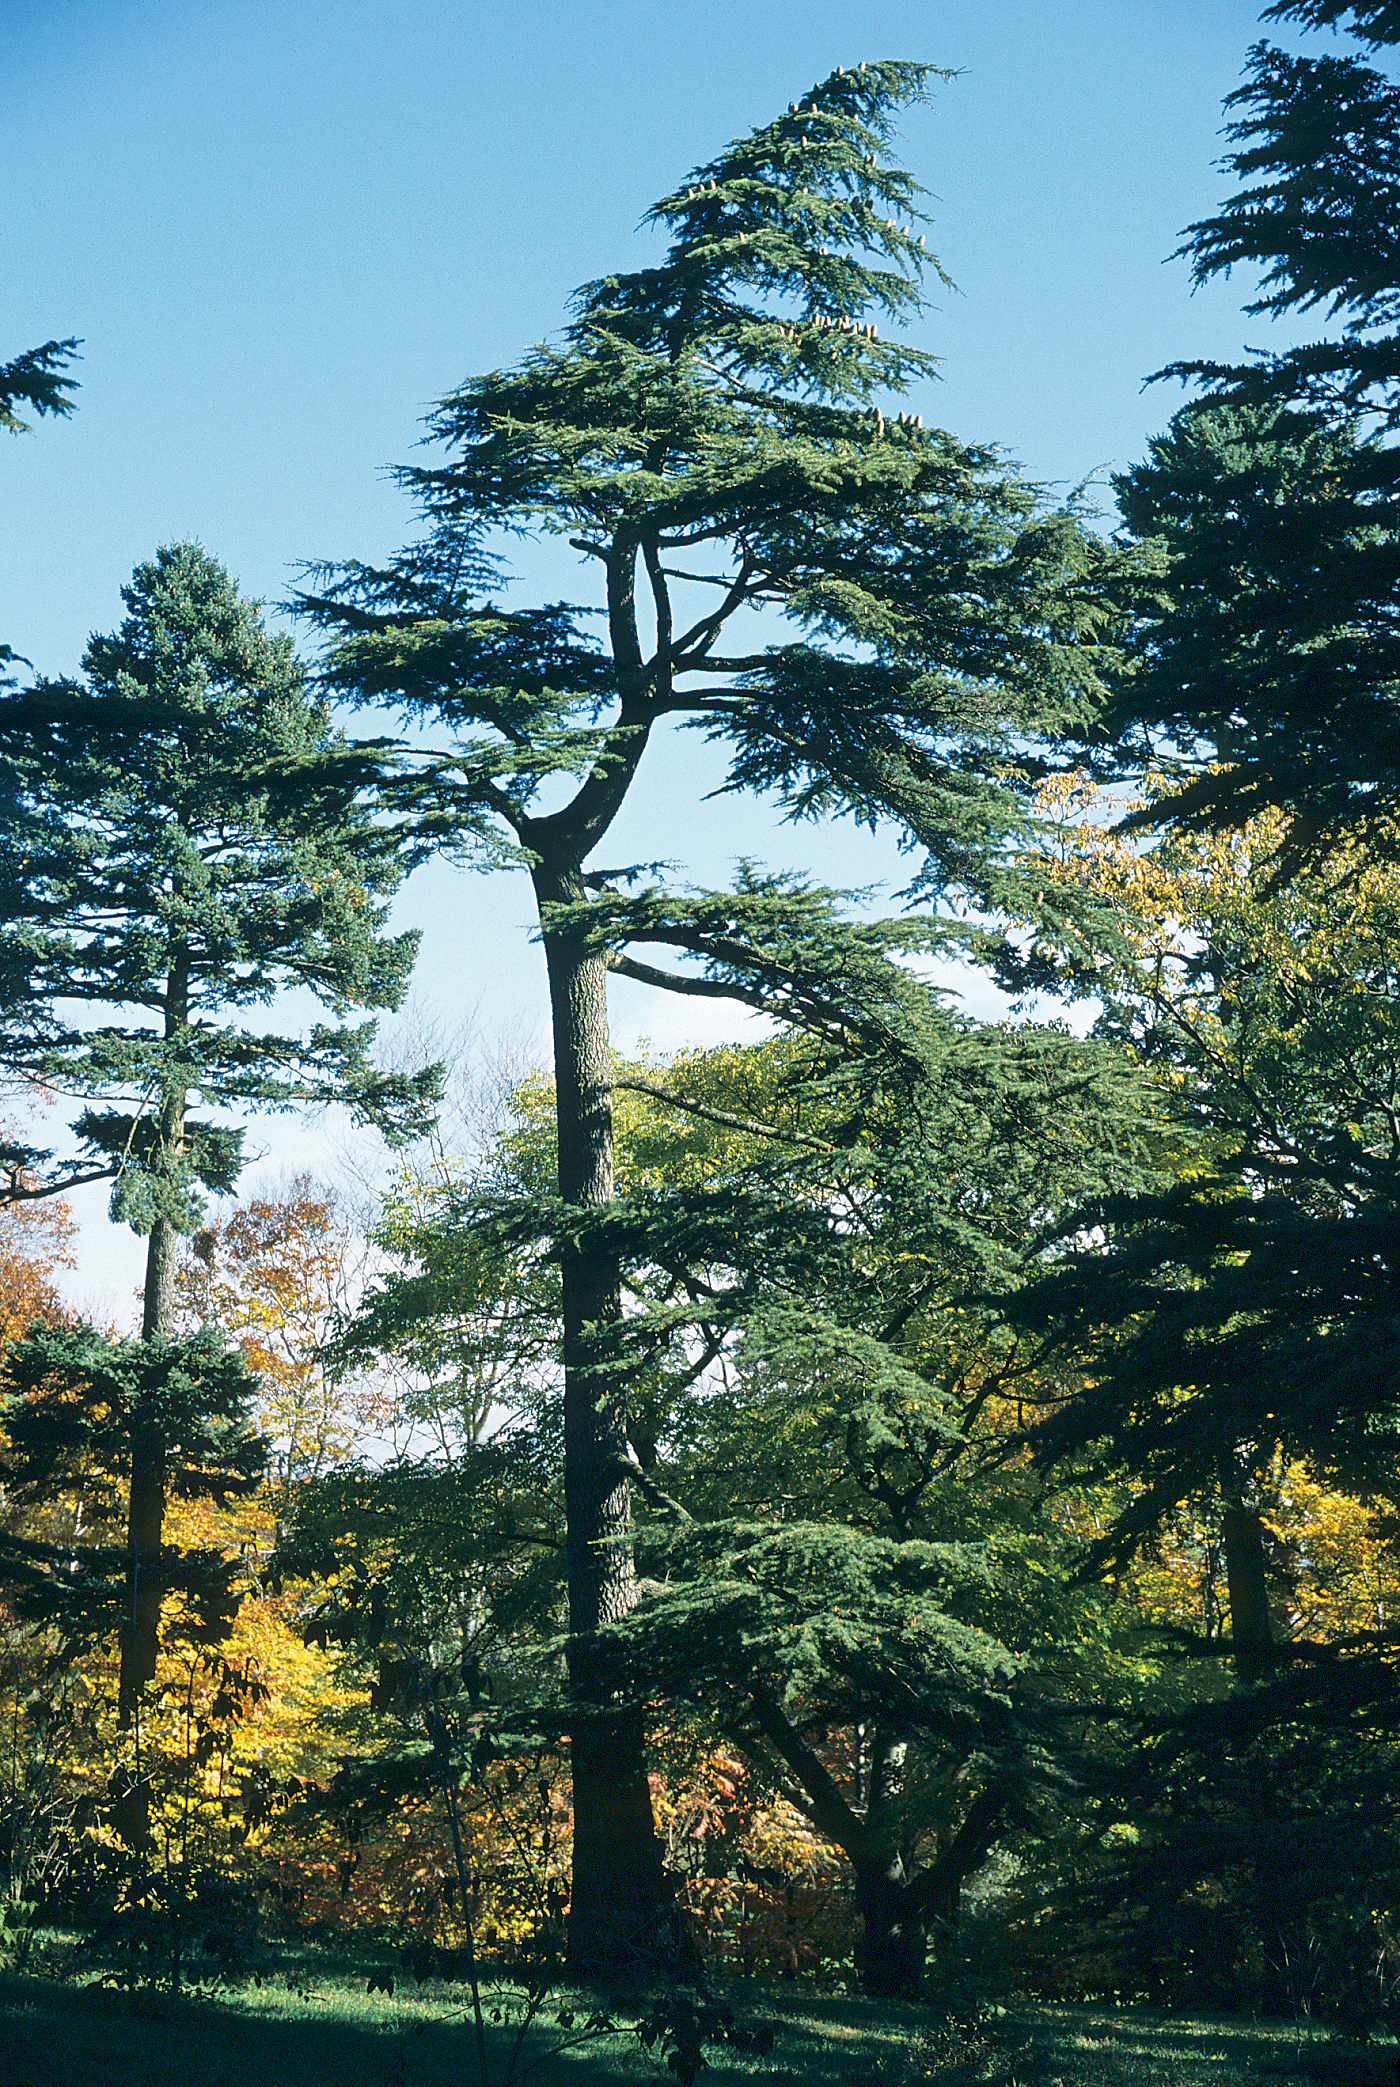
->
left=0, top=544, right=437, bottom=1832
left=299, top=60, right=1120, bottom=1973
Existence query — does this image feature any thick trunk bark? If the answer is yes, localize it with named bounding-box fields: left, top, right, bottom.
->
left=534, top=863, right=671, bottom=1977
left=141, top=1211, right=179, bottom=1345
left=1222, top=1502, right=1274, bottom=1681
left=853, top=1730, right=926, bottom=1998
left=854, top=1856, right=929, bottom=2001
left=854, top=1775, right=1010, bottom=2001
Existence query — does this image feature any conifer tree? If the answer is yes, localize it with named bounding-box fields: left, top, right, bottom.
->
left=284, top=1013, right=1148, bottom=1996
left=1100, top=3, right=1400, bottom=857
left=1, top=333, right=79, bottom=690
left=988, top=781, right=1400, bottom=2005
left=0, top=544, right=437, bottom=1831
left=1012, top=783, right=1400, bottom=1648
left=0, top=336, right=80, bottom=435
left=299, top=61, right=1120, bottom=1973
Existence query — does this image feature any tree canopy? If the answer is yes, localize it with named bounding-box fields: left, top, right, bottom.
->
left=296, top=59, right=1127, bottom=1973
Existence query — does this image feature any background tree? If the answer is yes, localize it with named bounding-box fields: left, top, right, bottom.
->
left=987, top=776, right=1400, bottom=2018
left=1015, top=776, right=1400, bottom=1648
left=0, top=1191, right=79, bottom=1895
left=1096, top=5, right=1400, bottom=859
left=299, top=58, right=1120, bottom=1973
left=2, top=331, right=79, bottom=768
left=1095, top=398, right=1400, bottom=870
left=177, top=1178, right=393, bottom=1489
left=295, top=988, right=1151, bottom=1996
left=0, top=544, right=438, bottom=1830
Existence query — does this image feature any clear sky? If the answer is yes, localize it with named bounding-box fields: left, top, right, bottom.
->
left=0, top=0, right=1338, bottom=1320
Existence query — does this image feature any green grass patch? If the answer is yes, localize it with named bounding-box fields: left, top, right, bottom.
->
left=3, top=1940, right=1399, bottom=2086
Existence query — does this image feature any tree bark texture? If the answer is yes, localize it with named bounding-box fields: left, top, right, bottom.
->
left=117, top=1396, right=167, bottom=1727
left=535, top=863, right=672, bottom=1975
left=141, top=1210, right=179, bottom=1345
left=117, top=948, right=187, bottom=1842
left=854, top=1853, right=930, bottom=2001
left=1222, top=1503, right=1274, bottom=1681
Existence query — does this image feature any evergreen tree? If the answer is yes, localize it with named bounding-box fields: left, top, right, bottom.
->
left=0, top=544, right=437, bottom=1831
left=298, top=60, right=1121, bottom=1974
left=0, top=542, right=436, bottom=1264
left=0, top=1324, right=265, bottom=1718
left=1099, top=5, right=1400, bottom=858
left=990, top=784, right=1400, bottom=2009
left=1099, top=400, right=1400, bottom=861
left=2, top=332, right=79, bottom=692
left=0, top=337, right=80, bottom=435
left=1036, top=14, right=1400, bottom=1971
left=291, top=1002, right=1149, bottom=1996
left=1012, top=783, right=1400, bottom=1652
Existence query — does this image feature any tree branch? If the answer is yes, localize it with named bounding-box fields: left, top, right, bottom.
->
left=606, top=952, right=773, bottom=1008
left=747, top=1682, right=870, bottom=1863
left=0, top=1163, right=118, bottom=1208
left=607, top=1456, right=693, bottom=1523
left=611, top=1074, right=839, bottom=1154
left=907, top=1780, right=1012, bottom=1920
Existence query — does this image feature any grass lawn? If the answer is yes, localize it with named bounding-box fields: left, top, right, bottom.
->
left=4, top=1938, right=1400, bottom=2086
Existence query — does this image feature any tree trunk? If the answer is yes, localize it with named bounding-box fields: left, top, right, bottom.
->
left=115, top=1214, right=176, bottom=1849
left=141, top=1210, right=179, bottom=1345
left=853, top=1776, right=1010, bottom=2001
left=854, top=1855, right=929, bottom=2000
left=116, top=953, right=187, bottom=1846
left=1222, top=1502, right=1274, bottom=1681
left=535, top=863, right=671, bottom=1977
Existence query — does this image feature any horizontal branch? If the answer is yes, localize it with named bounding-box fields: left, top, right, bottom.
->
left=611, top=1074, right=837, bottom=1154
left=0, top=1163, right=117, bottom=1208
left=606, top=952, right=758, bottom=1003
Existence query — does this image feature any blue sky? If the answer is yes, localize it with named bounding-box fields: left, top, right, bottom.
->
left=0, top=0, right=1342, bottom=1316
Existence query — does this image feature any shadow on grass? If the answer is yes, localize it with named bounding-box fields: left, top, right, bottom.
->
left=7, top=1954, right=1400, bottom=2087
left=1011, top=2004, right=1400, bottom=2087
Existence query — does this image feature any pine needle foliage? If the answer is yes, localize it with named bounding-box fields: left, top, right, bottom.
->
left=294, top=59, right=1125, bottom=1977
left=299, top=1012, right=1151, bottom=1998
left=1, top=334, right=79, bottom=688
left=0, top=545, right=438, bottom=1824
left=0, top=543, right=438, bottom=1213
left=0, top=1323, right=266, bottom=1666
left=0, top=337, right=79, bottom=436
left=1102, top=7, right=1400, bottom=859
left=298, top=59, right=1119, bottom=911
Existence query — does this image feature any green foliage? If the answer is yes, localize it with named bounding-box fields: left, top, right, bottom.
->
left=0, top=1898, right=41, bottom=1971
left=989, top=791, right=1400, bottom=2022
left=0, top=1324, right=267, bottom=1652
left=1012, top=797, right=1400, bottom=1560
left=277, top=1442, right=563, bottom=1709
left=298, top=64, right=1122, bottom=922
left=295, top=1022, right=1149, bottom=1994
left=0, top=337, right=79, bottom=436
left=0, top=542, right=437, bottom=1214
left=292, top=56, right=1139, bottom=1977
left=1097, top=399, right=1400, bottom=865
left=1110, top=7, right=1400, bottom=858
left=1, top=335, right=79, bottom=688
